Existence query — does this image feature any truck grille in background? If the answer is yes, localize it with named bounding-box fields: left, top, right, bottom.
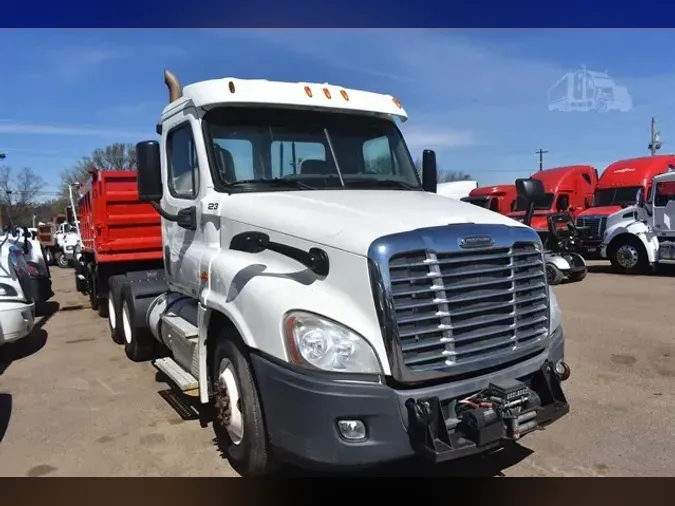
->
left=576, top=216, right=607, bottom=240
left=387, top=243, right=549, bottom=374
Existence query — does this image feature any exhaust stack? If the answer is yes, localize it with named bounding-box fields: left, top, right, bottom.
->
left=164, top=69, right=182, bottom=103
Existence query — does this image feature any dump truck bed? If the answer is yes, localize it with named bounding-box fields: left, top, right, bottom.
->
left=78, top=170, right=162, bottom=264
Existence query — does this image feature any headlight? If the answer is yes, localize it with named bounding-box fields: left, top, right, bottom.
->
left=283, top=311, right=383, bottom=374
left=0, top=283, right=18, bottom=297
left=548, top=286, right=562, bottom=334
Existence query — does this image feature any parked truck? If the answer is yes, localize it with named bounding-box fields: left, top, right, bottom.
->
left=575, top=154, right=675, bottom=257
left=601, top=169, right=675, bottom=273
left=507, top=165, right=598, bottom=233
left=73, top=170, right=163, bottom=333
left=461, top=185, right=517, bottom=214
left=105, top=70, right=571, bottom=476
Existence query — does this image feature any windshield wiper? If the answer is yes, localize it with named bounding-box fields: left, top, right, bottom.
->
left=344, top=179, right=421, bottom=191
left=224, top=178, right=315, bottom=191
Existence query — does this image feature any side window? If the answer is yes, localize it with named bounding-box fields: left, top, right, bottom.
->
left=489, top=197, right=499, bottom=212
left=214, top=139, right=255, bottom=182
left=271, top=141, right=326, bottom=178
left=167, top=123, right=198, bottom=198
left=582, top=173, right=592, bottom=185
left=654, top=182, right=675, bottom=207
left=363, top=136, right=394, bottom=174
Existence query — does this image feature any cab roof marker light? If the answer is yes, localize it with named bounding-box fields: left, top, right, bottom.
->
left=228, top=81, right=235, bottom=93
left=323, top=88, right=332, bottom=99
left=392, top=97, right=403, bottom=109
left=340, top=89, right=349, bottom=101
left=304, top=86, right=313, bottom=98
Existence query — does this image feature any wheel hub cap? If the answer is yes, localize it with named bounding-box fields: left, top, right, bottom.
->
left=216, top=359, right=244, bottom=445
left=617, top=245, right=639, bottom=269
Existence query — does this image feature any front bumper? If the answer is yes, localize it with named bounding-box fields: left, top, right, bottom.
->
left=0, top=300, right=35, bottom=345
left=252, top=328, right=568, bottom=470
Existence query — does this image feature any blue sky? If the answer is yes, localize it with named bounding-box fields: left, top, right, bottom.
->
left=2, top=29, right=675, bottom=197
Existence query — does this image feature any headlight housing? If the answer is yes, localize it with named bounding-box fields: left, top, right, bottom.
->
left=283, top=311, right=383, bottom=374
left=549, top=286, right=562, bottom=334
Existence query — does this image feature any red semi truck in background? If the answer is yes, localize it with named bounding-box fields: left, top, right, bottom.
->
left=461, top=184, right=517, bottom=214
left=575, top=154, right=675, bottom=256
left=74, top=170, right=163, bottom=343
left=507, top=165, right=598, bottom=232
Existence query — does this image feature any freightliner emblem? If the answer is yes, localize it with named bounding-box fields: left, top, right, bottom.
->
left=459, top=235, right=494, bottom=249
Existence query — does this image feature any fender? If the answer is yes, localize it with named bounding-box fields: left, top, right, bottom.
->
left=603, top=219, right=658, bottom=263
left=197, top=239, right=389, bottom=375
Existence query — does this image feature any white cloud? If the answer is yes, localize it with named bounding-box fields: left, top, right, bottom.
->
left=402, top=126, right=477, bottom=151
left=0, top=120, right=149, bottom=139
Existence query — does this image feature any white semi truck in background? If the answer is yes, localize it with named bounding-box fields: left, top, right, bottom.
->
left=602, top=170, right=675, bottom=273
left=108, top=70, right=571, bottom=476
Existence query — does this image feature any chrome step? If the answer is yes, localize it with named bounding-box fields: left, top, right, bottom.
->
left=153, top=357, right=198, bottom=393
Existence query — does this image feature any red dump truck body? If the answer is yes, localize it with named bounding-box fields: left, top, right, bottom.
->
left=78, top=170, right=162, bottom=263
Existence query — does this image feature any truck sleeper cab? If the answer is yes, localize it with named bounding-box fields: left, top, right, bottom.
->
left=115, top=70, right=571, bottom=476
left=507, top=165, right=597, bottom=235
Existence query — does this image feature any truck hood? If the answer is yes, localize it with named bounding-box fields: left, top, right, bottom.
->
left=576, top=205, right=622, bottom=217
left=226, top=190, right=528, bottom=256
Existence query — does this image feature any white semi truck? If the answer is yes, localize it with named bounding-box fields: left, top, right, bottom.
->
left=110, top=70, right=571, bottom=476
left=602, top=170, right=675, bottom=273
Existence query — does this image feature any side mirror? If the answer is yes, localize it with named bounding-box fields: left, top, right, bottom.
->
left=136, top=140, right=163, bottom=202
left=421, top=149, right=437, bottom=193
left=515, top=178, right=546, bottom=205
left=636, top=188, right=645, bottom=207
left=515, top=178, right=546, bottom=227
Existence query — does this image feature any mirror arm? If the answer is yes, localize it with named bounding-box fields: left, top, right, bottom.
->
left=150, top=201, right=179, bottom=222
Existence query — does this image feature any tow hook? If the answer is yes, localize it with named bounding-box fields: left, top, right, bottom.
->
left=554, top=360, right=571, bottom=381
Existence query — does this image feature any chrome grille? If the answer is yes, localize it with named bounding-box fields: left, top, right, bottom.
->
left=387, top=242, right=549, bottom=374
left=576, top=216, right=607, bottom=239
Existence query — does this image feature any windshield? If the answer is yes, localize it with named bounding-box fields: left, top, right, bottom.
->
left=202, top=107, right=421, bottom=192
left=593, top=186, right=642, bottom=207
left=513, top=193, right=555, bottom=212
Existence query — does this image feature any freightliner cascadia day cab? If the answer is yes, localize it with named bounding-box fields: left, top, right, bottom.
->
left=461, top=185, right=517, bottom=214
left=113, top=70, right=571, bottom=476
left=575, top=155, right=675, bottom=257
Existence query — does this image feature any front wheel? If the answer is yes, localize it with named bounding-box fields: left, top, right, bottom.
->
left=546, top=263, right=565, bottom=285
left=609, top=238, right=648, bottom=274
left=211, top=337, right=277, bottom=477
left=55, top=251, right=69, bottom=269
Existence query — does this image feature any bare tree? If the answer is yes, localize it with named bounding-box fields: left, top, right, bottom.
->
left=60, top=142, right=137, bottom=199
left=414, top=159, right=473, bottom=183
left=0, top=166, right=47, bottom=226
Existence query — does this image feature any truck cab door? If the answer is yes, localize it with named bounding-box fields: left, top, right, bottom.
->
left=651, top=181, right=675, bottom=238
left=161, top=110, right=205, bottom=297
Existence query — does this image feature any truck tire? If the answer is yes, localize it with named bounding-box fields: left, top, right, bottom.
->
left=86, top=263, right=99, bottom=311
left=121, top=290, right=155, bottom=362
left=107, top=275, right=126, bottom=345
left=211, top=336, right=277, bottom=477
left=546, top=263, right=565, bottom=285
left=609, top=237, right=648, bottom=274
left=55, top=251, right=68, bottom=269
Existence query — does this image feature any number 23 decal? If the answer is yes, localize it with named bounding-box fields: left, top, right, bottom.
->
left=207, top=203, right=219, bottom=210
